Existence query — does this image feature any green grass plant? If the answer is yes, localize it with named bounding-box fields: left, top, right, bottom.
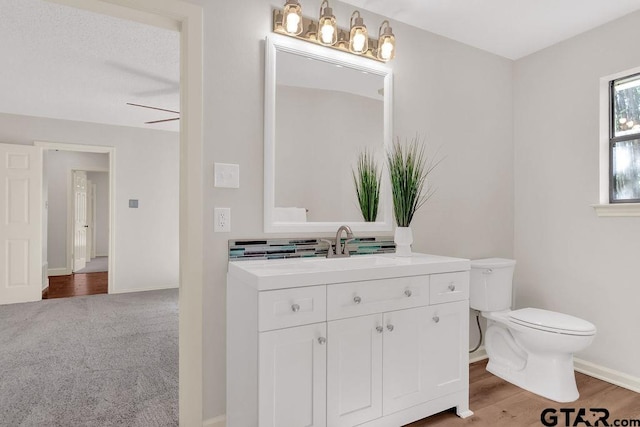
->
left=387, top=135, right=439, bottom=227
left=352, top=149, right=381, bottom=222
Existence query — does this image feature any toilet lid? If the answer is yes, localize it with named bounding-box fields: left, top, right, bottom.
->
left=508, top=308, right=596, bottom=336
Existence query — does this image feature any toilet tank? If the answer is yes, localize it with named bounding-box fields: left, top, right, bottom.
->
left=470, top=258, right=516, bottom=312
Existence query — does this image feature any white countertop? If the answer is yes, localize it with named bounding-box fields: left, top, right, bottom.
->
left=228, top=253, right=470, bottom=290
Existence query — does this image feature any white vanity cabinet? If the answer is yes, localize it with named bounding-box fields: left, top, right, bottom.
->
left=227, top=254, right=472, bottom=427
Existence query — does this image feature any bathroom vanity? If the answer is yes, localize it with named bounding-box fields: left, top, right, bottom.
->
left=227, top=253, right=472, bottom=427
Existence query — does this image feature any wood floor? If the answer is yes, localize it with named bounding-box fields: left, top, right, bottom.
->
left=406, top=360, right=640, bottom=427
left=43, top=272, right=108, bottom=299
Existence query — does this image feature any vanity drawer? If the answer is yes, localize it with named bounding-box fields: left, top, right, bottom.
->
left=258, top=286, right=326, bottom=332
left=430, top=271, right=469, bottom=304
left=327, top=276, right=429, bottom=320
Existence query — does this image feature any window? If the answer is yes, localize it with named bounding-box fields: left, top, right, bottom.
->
left=610, top=73, right=640, bottom=202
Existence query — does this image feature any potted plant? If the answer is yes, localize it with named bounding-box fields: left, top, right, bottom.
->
left=352, top=149, right=381, bottom=222
left=387, top=135, right=438, bottom=256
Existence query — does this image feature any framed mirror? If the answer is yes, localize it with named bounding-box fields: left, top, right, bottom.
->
left=264, top=34, right=394, bottom=233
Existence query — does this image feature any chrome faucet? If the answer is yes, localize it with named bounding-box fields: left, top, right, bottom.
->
left=322, top=225, right=355, bottom=258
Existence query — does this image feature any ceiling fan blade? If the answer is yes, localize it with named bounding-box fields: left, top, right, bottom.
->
left=145, top=117, right=180, bottom=124
left=127, top=102, right=180, bottom=114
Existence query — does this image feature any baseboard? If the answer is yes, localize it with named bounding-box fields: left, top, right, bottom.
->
left=469, top=346, right=488, bottom=363
left=203, top=415, right=226, bottom=427
left=47, top=267, right=71, bottom=276
left=109, top=284, right=179, bottom=294
left=574, top=357, right=640, bottom=393
left=96, top=253, right=108, bottom=257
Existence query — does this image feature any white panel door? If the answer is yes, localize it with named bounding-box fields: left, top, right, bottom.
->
left=72, top=170, right=88, bottom=272
left=327, top=314, right=383, bottom=427
left=259, top=322, right=327, bottom=427
left=425, top=301, right=469, bottom=397
left=382, top=307, right=431, bottom=415
left=0, top=143, right=42, bottom=304
left=85, top=179, right=94, bottom=261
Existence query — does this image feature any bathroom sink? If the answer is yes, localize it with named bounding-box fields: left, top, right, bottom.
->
left=228, top=253, right=471, bottom=290
left=301, top=255, right=401, bottom=269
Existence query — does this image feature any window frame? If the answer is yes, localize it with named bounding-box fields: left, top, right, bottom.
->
left=609, top=72, right=640, bottom=204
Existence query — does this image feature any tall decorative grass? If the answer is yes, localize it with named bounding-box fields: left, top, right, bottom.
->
left=387, top=135, right=439, bottom=227
left=352, top=149, right=381, bottom=222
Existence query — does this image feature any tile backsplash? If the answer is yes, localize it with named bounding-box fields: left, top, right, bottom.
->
left=228, top=236, right=396, bottom=261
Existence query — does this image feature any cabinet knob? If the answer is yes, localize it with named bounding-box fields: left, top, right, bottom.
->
left=318, top=337, right=327, bottom=345
left=353, top=296, right=362, bottom=304
left=386, top=324, right=394, bottom=332
left=448, top=283, right=456, bottom=291
left=404, top=289, right=412, bottom=297
left=376, top=326, right=383, bottom=333
left=291, top=303, right=300, bottom=312
left=432, top=315, right=440, bottom=323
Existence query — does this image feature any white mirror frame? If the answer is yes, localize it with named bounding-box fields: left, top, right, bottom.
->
left=264, top=33, right=394, bottom=233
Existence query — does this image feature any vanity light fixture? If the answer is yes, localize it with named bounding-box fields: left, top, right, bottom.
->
left=272, top=1, right=396, bottom=62
left=349, top=11, right=368, bottom=54
left=377, top=20, right=396, bottom=61
left=318, top=0, right=337, bottom=45
left=283, top=0, right=303, bottom=35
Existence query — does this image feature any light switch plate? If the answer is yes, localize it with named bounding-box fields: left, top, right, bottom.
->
left=214, top=163, right=240, bottom=188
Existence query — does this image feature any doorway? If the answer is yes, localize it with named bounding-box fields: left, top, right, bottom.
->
left=41, top=148, right=111, bottom=299
left=25, top=0, right=203, bottom=423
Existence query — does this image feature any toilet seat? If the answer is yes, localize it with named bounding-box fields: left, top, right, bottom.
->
left=508, top=308, right=596, bottom=336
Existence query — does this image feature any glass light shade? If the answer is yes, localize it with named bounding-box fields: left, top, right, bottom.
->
left=349, top=12, right=368, bottom=54
left=283, top=1, right=303, bottom=35
left=319, top=16, right=337, bottom=45
left=377, top=21, right=396, bottom=61
left=378, top=34, right=395, bottom=60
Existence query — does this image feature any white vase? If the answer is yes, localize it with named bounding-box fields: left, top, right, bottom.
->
left=394, top=226, right=413, bottom=257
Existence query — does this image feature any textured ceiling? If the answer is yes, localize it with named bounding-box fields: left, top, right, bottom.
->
left=4, top=1, right=640, bottom=133
left=340, top=0, right=640, bottom=59
left=0, top=0, right=180, bottom=132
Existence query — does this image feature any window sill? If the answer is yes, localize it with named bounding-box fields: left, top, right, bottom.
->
left=592, top=203, right=640, bottom=217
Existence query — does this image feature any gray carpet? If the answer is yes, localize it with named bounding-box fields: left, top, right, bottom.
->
left=0, top=289, right=178, bottom=426
left=74, top=257, right=109, bottom=274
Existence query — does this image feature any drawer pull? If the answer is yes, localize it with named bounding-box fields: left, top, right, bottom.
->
left=448, top=283, right=456, bottom=291
left=433, top=315, right=440, bottom=323
left=376, top=326, right=383, bottom=333
left=291, top=304, right=300, bottom=312
left=318, top=337, right=327, bottom=345
left=386, top=324, right=394, bottom=332
left=353, top=296, right=362, bottom=304
left=404, top=289, right=412, bottom=297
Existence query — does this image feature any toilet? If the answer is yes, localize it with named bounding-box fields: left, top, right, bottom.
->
left=470, top=258, right=596, bottom=402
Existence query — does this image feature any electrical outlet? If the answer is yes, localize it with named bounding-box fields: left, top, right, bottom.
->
left=214, top=207, right=231, bottom=232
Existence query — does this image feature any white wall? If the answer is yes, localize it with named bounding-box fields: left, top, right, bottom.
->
left=0, top=112, right=179, bottom=294
left=87, top=171, right=109, bottom=256
left=275, top=85, right=383, bottom=222
left=46, top=151, right=108, bottom=269
left=187, top=0, right=514, bottom=419
left=514, top=11, right=640, bottom=379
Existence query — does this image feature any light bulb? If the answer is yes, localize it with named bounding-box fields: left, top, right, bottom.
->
left=320, top=24, right=335, bottom=44
left=352, top=31, right=366, bottom=52
left=380, top=40, right=394, bottom=60
left=285, top=13, right=300, bottom=34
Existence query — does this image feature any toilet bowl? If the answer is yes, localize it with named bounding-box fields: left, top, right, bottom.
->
left=470, top=259, right=596, bottom=402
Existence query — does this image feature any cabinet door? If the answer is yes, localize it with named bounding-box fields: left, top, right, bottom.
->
left=382, top=307, right=431, bottom=415
left=327, top=314, right=383, bottom=427
left=259, top=323, right=327, bottom=427
left=425, top=300, right=469, bottom=397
